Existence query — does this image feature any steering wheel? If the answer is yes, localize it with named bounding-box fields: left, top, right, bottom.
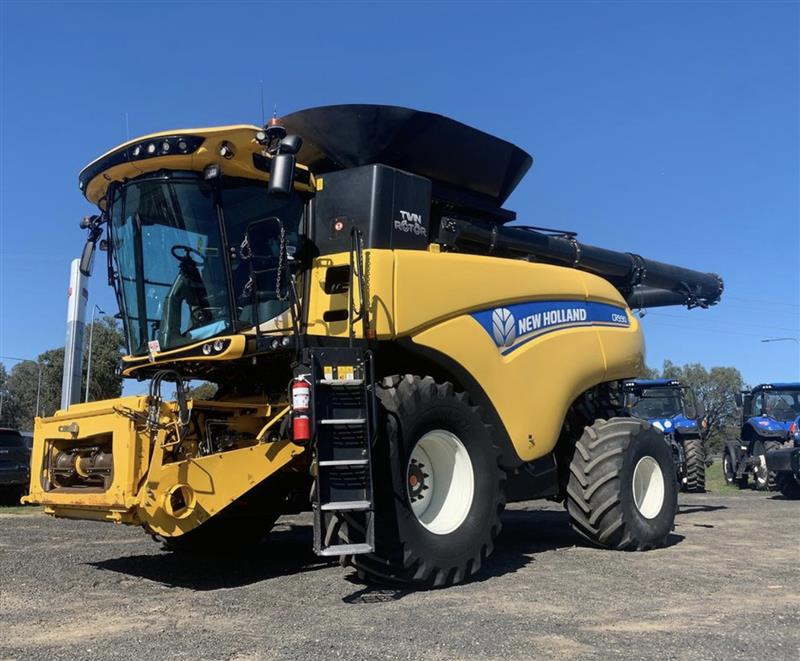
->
left=171, top=244, right=205, bottom=265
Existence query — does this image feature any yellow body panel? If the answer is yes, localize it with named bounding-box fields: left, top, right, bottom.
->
left=308, top=249, right=643, bottom=461
left=25, top=395, right=303, bottom=536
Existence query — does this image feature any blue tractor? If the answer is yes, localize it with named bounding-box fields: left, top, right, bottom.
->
left=622, top=379, right=709, bottom=493
left=724, top=383, right=800, bottom=491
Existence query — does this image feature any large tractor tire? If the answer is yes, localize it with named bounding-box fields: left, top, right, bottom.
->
left=682, top=438, right=706, bottom=493
left=753, top=440, right=780, bottom=491
left=775, top=472, right=800, bottom=500
left=565, top=417, right=678, bottom=550
left=340, top=375, right=506, bottom=588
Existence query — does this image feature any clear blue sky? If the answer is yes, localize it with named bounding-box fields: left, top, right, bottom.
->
left=1, top=1, right=798, bottom=391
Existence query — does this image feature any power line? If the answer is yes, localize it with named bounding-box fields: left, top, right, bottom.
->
left=646, top=311, right=800, bottom=334
left=727, top=295, right=800, bottom=309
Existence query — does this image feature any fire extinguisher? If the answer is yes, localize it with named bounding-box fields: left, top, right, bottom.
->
left=291, top=376, right=311, bottom=444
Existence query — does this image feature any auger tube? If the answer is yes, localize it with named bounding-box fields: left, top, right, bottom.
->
left=438, top=217, right=723, bottom=309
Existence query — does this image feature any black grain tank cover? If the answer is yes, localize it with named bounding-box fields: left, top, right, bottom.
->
left=282, top=105, right=532, bottom=218
left=313, top=165, right=432, bottom=255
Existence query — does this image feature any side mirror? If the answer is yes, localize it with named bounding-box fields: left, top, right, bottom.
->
left=684, top=400, right=698, bottom=420
left=734, top=393, right=743, bottom=408
left=79, top=214, right=103, bottom=276
left=268, top=135, right=303, bottom=198
left=79, top=239, right=96, bottom=276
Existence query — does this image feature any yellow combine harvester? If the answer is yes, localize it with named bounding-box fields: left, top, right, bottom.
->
left=26, top=105, right=723, bottom=586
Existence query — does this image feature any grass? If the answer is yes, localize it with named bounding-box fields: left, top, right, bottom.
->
left=704, top=458, right=740, bottom=494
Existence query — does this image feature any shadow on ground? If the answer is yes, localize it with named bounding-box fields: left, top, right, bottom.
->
left=677, top=504, right=728, bottom=515
left=341, top=508, right=683, bottom=602
left=89, top=524, right=335, bottom=590
left=91, top=507, right=685, bottom=595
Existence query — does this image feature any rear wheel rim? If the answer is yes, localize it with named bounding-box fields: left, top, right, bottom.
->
left=632, top=456, right=666, bottom=519
left=406, top=430, right=474, bottom=535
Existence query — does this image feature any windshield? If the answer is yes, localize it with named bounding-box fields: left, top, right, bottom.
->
left=110, top=174, right=304, bottom=356
left=630, top=388, right=683, bottom=419
left=762, top=391, right=800, bottom=421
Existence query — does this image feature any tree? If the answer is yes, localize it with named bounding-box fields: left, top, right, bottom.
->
left=186, top=382, right=218, bottom=400
left=650, top=360, right=743, bottom=452
left=1, top=316, right=125, bottom=431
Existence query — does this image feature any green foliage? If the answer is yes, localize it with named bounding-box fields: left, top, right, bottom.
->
left=0, top=316, right=125, bottom=432
left=644, top=360, right=744, bottom=452
left=186, top=382, right=218, bottom=400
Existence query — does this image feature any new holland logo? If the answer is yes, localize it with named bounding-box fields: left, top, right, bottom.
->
left=475, top=300, right=630, bottom=355
left=492, top=308, right=516, bottom=347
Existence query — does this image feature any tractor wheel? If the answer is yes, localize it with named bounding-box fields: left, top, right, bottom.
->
left=160, top=513, right=280, bottom=554
left=775, top=473, right=800, bottom=500
left=682, top=438, right=706, bottom=493
left=340, top=375, right=505, bottom=588
left=565, top=417, right=678, bottom=550
left=753, top=441, right=780, bottom=491
left=722, top=451, right=737, bottom=486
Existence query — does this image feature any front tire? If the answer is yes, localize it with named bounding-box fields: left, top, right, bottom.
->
left=722, top=451, right=737, bottom=486
left=682, top=438, right=706, bottom=493
left=565, top=417, right=678, bottom=550
left=343, top=375, right=505, bottom=588
left=753, top=440, right=780, bottom=491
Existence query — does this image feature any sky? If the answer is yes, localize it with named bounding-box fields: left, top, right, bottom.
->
left=1, top=0, right=798, bottom=392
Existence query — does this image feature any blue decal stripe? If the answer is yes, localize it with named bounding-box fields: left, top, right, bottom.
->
left=472, top=299, right=630, bottom=355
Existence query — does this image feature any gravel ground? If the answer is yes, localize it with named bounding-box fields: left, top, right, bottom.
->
left=1, top=489, right=798, bottom=661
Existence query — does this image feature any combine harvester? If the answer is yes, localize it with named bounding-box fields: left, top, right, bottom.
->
left=26, top=105, right=723, bottom=586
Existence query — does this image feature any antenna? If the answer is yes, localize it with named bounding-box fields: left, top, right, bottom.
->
left=260, top=80, right=265, bottom=125
left=125, top=112, right=130, bottom=140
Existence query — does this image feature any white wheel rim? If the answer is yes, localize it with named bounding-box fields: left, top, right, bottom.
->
left=755, top=454, right=767, bottom=486
left=632, top=456, right=666, bottom=519
left=406, top=430, right=474, bottom=535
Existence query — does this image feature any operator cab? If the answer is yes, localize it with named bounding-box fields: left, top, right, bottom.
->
left=77, top=123, right=314, bottom=380
left=737, top=383, right=800, bottom=439
left=622, top=379, right=704, bottom=434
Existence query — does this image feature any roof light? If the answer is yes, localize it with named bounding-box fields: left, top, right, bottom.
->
left=132, top=145, right=141, bottom=157
left=213, top=339, right=225, bottom=352
left=146, top=143, right=156, bottom=155
left=177, top=139, right=188, bottom=152
left=202, top=343, right=212, bottom=355
left=161, top=140, right=171, bottom=153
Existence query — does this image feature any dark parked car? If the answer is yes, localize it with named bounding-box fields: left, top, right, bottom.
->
left=0, top=428, right=31, bottom=504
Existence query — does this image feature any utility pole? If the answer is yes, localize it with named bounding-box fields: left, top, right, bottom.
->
left=85, top=304, right=105, bottom=403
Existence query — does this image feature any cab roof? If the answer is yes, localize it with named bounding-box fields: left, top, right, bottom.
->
left=751, top=383, right=800, bottom=392
left=624, top=379, right=682, bottom=388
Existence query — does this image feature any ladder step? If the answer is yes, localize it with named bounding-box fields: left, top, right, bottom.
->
left=318, top=459, right=369, bottom=467
left=318, top=418, right=367, bottom=425
left=319, top=543, right=373, bottom=556
left=318, top=378, right=365, bottom=386
left=320, top=500, right=371, bottom=511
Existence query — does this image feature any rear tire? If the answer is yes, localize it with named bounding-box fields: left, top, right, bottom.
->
left=565, top=417, right=678, bottom=550
left=775, top=472, right=800, bottom=500
left=682, top=438, right=706, bottom=493
left=341, top=375, right=505, bottom=588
